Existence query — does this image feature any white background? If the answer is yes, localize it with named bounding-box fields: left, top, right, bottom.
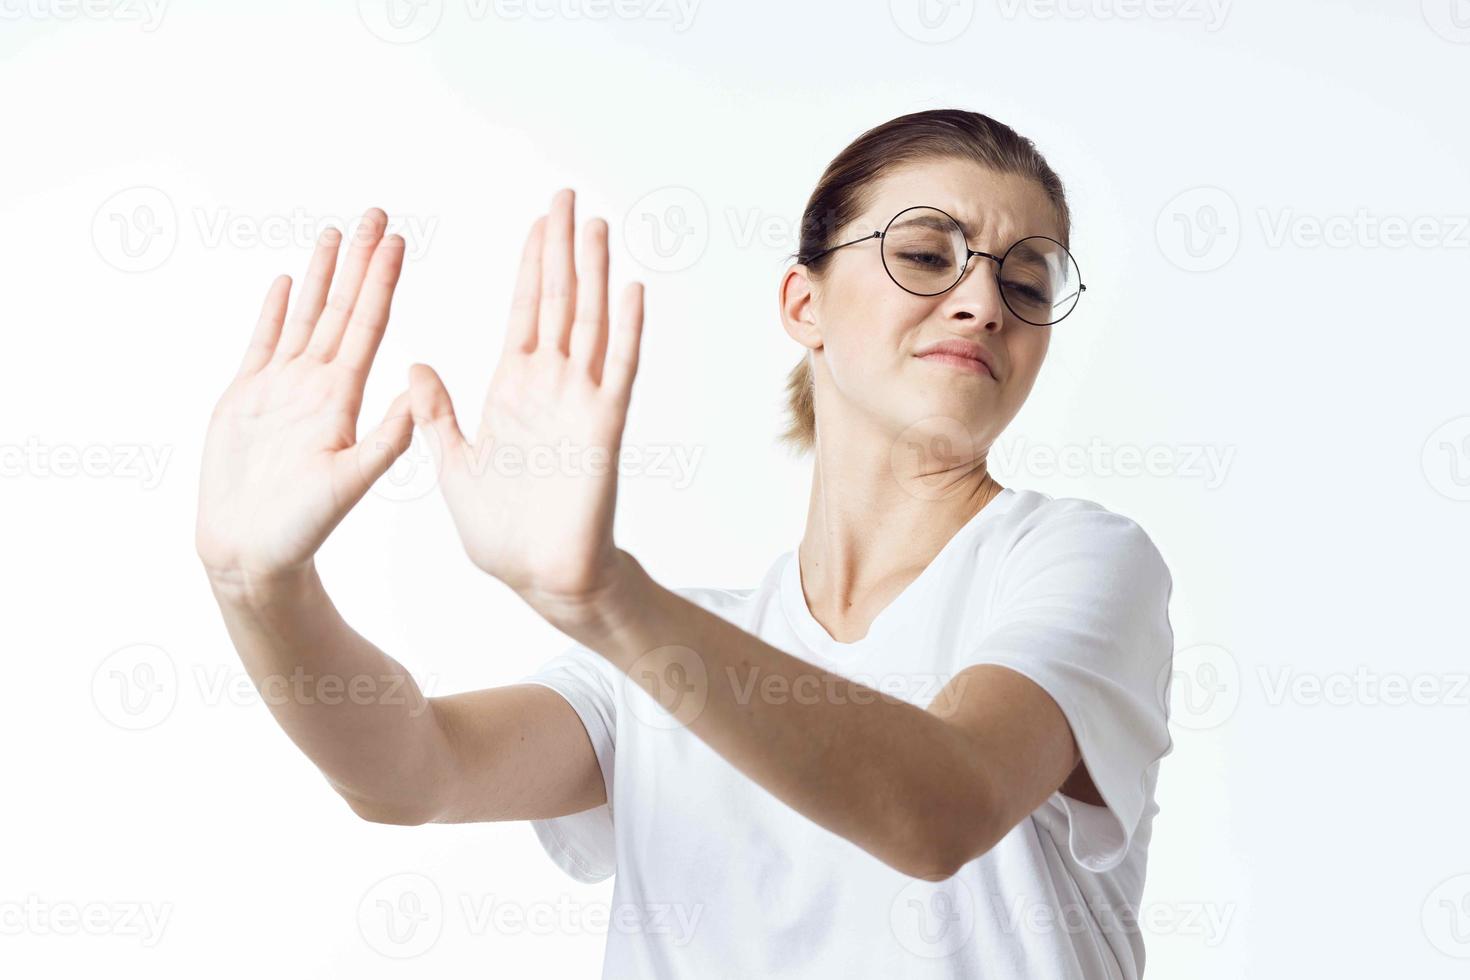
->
left=3, top=0, right=1468, bottom=976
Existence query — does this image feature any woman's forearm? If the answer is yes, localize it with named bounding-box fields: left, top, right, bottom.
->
left=558, top=550, right=995, bottom=880
left=206, top=562, right=454, bottom=824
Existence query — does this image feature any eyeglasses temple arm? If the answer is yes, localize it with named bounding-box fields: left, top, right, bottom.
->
left=799, top=230, right=881, bottom=264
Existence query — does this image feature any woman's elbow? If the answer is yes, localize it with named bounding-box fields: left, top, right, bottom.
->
left=882, top=807, right=999, bottom=882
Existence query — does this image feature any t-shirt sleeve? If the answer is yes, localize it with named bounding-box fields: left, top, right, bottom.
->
left=966, top=505, right=1175, bottom=874
left=515, top=643, right=619, bottom=883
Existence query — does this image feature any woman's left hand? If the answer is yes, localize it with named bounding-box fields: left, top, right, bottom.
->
left=408, top=188, right=645, bottom=627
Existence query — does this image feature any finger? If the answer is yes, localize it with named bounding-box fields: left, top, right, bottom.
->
left=334, top=234, right=406, bottom=377
left=502, top=216, right=546, bottom=356
left=408, top=362, right=469, bottom=486
left=334, top=387, right=415, bottom=502
left=273, top=226, right=342, bottom=361
left=236, top=274, right=291, bottom=380
left=303, top=208, right=388, bottom=361
left=537, top=188, right=577, bottom=356
left=601, top=281, right=644, bottom=408
left=568, top=218, right=610, bottom=380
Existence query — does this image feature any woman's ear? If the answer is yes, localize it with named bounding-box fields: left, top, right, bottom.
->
left=779, top=265, right=822, bottom=351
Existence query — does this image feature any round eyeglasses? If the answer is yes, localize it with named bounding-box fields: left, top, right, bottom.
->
left=798, top=205, right=1087, bottom=326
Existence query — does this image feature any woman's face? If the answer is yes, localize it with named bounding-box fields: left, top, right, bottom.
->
left=783, top=157, right=1063, bottom=468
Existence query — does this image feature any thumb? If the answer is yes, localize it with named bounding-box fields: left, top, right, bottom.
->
left=336, top=387, right=415, bottom=500
left=408, top=362, right=469, bottom=480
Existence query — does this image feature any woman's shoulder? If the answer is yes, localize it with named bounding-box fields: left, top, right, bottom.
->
left=1003, top=486, right=1155, bottom=531
left=992, top=487, right=1169, bottom=567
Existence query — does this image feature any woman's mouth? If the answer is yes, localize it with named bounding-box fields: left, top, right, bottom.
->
left=915, top=350, right=996, bottom=380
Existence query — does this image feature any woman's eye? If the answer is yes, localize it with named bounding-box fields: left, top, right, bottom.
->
left=1003, top=280, right=1048, bottom=303
left=899, top=251, right=950, bottom=268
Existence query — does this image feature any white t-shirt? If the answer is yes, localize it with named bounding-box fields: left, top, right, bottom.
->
left=518, top=487, right=1176, bottom=979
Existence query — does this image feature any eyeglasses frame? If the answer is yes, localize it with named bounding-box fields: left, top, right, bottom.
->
left=797, top=204, right=1087, bottom=326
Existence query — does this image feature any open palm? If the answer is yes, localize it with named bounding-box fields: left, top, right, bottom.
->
left=409, top=189, right=644, bottom=616
left=196, top=210, right=413, bottom=584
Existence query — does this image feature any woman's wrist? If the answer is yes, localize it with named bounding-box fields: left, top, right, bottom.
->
left=519, top=547, right=655, bottom=651
left=204, top=558, right=322, bottom=611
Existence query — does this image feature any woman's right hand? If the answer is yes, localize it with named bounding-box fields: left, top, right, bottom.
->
left=195, top=209, right=415, bottom=591
left=406, top=189, right=645, bottom=627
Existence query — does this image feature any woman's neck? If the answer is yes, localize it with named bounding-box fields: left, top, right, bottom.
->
left=796, top=414, right=1003, bottom=644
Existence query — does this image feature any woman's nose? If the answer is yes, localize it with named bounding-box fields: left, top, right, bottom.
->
left=942, top=257, right=1007, bottom=330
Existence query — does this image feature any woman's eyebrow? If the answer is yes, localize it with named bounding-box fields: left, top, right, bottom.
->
left=891, top=210, right=982, bottom=238
left=889, top=208, right=1023, bottom=244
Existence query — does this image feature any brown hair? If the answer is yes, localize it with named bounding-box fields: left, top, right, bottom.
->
left=779, top=108, right=1073, bottom=453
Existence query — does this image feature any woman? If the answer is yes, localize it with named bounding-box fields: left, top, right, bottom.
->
left=196, top=108, right=1175, bottom=978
